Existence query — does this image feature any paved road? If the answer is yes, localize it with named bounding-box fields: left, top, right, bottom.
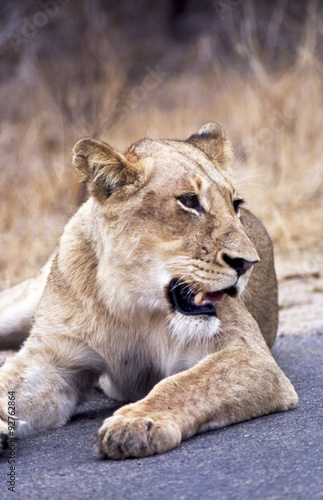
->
left=0, top=333, right=322, bottom=500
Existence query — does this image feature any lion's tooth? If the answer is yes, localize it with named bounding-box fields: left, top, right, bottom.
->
left=194, top=291, right=204, bottom=305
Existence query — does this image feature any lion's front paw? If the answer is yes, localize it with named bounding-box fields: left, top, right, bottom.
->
left=96, top=412, right=181, bottom=459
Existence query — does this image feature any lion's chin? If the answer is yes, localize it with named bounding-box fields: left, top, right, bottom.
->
left=167, top=312, right=222, bottom=345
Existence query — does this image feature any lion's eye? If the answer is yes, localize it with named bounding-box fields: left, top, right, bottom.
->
left=177, top=194, right=204, bottom=214
left=233, top=198, right=244, bottom=215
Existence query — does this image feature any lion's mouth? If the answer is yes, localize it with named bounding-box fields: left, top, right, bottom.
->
left=167, top=278, right=238, bottom=317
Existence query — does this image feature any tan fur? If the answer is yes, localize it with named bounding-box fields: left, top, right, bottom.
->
left=0, top=123, right=297, bottom=457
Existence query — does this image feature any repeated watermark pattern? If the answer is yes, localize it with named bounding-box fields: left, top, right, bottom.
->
left=242, top=107, right=295, bottom=153
left=214, top=0, right=243, bottom=22
left=8, top=0, right=70, bottom=53
left=101, top=64, right=169, bottom=132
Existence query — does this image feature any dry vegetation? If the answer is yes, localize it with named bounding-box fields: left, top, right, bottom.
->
left=0, top=0, right=322, bottom=290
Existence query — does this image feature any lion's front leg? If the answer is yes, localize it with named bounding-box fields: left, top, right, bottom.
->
left=97, top=303, right=298, bottom=459
left=0, top=335, right=101, bottom=452
left=97, top=349, right=297, bottom=459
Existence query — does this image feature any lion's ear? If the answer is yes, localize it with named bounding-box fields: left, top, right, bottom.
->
left=73, top=138, right=140, bottom=202
left=186, top=122, right=233, bottom=172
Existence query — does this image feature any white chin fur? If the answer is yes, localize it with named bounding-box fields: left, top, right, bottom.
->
left=168, top=313, right=221, bottom=345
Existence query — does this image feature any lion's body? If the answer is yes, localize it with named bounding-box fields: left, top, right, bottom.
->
left=0, top=123, right=297, bottom=458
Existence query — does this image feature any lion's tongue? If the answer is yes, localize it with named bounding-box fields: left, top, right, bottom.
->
left=194, top=290, right=225, bottom=306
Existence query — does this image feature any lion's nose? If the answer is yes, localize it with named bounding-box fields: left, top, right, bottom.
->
left=222, top=253, right=258, bottom=277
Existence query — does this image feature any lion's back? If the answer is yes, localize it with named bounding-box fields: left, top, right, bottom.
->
left=240, top=208, right=278, bottom=349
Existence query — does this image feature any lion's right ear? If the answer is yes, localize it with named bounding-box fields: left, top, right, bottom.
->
left=73, top=138, right=140, bottom=203
left=186, top=122, right=233, bottom=173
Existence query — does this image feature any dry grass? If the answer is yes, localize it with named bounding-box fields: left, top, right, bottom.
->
left=0, top=0, right=322, bottom=289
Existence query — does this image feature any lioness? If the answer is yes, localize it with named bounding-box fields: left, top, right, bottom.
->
left=0, top=123, right=297, bottom=459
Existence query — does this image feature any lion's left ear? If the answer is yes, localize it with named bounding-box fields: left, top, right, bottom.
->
left=73, top=138, right=142, bottom=203
left=186, top=122, right=233, bottom=172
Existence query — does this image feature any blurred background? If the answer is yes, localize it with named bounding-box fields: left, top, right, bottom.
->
left=0, top=0, right=322, bottom=288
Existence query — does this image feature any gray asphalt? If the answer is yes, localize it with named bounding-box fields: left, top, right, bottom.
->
left=0, top=333, right=322, bottom=500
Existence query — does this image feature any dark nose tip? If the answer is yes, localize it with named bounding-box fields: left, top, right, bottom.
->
left=222, top=253, right=257, bottom=277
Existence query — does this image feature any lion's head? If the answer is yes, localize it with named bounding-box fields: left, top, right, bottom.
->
left=72, top=123, right=259, bottom=342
